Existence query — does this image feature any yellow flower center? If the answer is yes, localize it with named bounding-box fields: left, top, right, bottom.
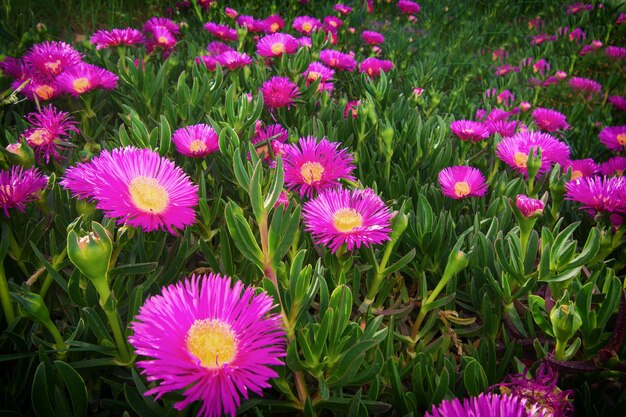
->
left=27, top=129, right=48, bottom=146
left=514, top=152, right=529, bottom=168
left=570, top=170, right=583, bottom=180
left=44, top=60, right=62, bottom=74
left=157, top=36, right=169, bottom=45
left=255, top=145, right=269, bottom=158
left=271, top=42, right=286, bottom=55
left=72, top=78, right=91, bottom=93
left=333, top=208, right=363, bottom=232
left=128, top=176, right=169, bottom=214
left=189, top=139, right=207, bottom=153
left=302, top=22, right=312, bottom=32
left=35, top=84, right=55, bottom=100
left=300, top=161, right=324, bottom=184
left=617, top=133, right=626, bottom=146
left=186, top=319, right=237, bottom=369
left=616, top=169, right=624, bottom=177
left=270, top=23, right=280, bottom=32
left=454, top=181, right=471, bottom=198
left=307, top=71, right=321, bottom=82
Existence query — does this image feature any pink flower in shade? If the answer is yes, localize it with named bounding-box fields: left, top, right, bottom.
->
left=196, top=55, right=217, bottom=70
left=599, top=126, right=626, bottom=152
left=486, top=120, right=519, bottom=138
left=323, top=16, right=343, bottom=32
left=215, top=51, right=253, bottom=70
left=263, top=15, right=285, bottom=33
left=0, top=166, right=48, bottom=217
left=568, top=28, right=586, bottom=43
left=494, top=64, right=518, bottom=77
left=256, top=33, right=298, bottom=57
left=252, top=124, right=288, bottom=162
left=23, top=41, right=83, bottom=78
left=302, top=188, right=392, bottom=253
left=398, top=0, right=421, bottom=15
left=529, top=16, right=545, bottom=31
left=565, top=176, right=626, bottom=215
left=344, top=100, right=359, bottom=118
left=361, top=30, right=384, bottom=45
left=334, top=4, right=352, bottom=14
left=0, top=57, right=29, bottom=79
left=319, top=49, right=357, bottom=71
left=600, top=157, right=626, bottom=176
left=224, top=7, right=238, bottom=19
left=292, top=16, right=322, bottom=35
left=206, top=41, right=235, bottom=56
left=533, top=58, right=550, bottom=75
left=516, top=194, right=545, bottom=218
left=563, top=158, right=599, bottom=181
left=171, top=124, right=219, bottom=158
left=486, top=108, right=511, bottom=122
left=235, top=15, right=267, bottom=33
left=91, top=28, right=145, bottom=50
left=438, top=166, right=488, bottom=199
left=567, top=3, right=590, bottom=14
left=618, top=13, right=626, bottom=25
left=143, top=17, right=180, bottom=35
left=531, top=108, right=569, bottom=132
left=17, top=77, right=62, bottom=102
left=61, top=147, right=198, bottom=234
left=359, top=57, right=393, bottom=77
left=605, top=46, right=626, bottom=60
left=365, top=0, right=374, bottom=13
left=496, top=131, right=570, bottom=177
left=283, top=137, right=355, bottom=197
left=259, top=76, right=300, bottom=109
left=22, top=105, right=80, bottom=162
left=129, top=274, right=286, bottom=417
left=204, top=22, right=238, bottom=41
left=426, top=393, right=542, bottom=417
left=303, top=62, right=334, bottom=85
left=579, top=44, right=597, bottom=56
left=450, top=120, right=490, bottom=142
left=56, top=63, right=118, bottom=96
left=568, top=76, right=602, bottom=95
left=492, top=47, right=508, bottom=62
left=609, top=96, right=626, bottom=111
left=297, top=37, right=312, bottom=48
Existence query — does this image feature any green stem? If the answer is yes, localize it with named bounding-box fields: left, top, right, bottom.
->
left=43, top=321, right=67, bottom=358
left=554, top=339, right=567, bottom=361
left=39, top=248, right=67, bottom=298
left=0, top=262, right=16, bottom=326
left=93, top=275, right=131, bottom=363
left=362, top=241, right=394, bottom=308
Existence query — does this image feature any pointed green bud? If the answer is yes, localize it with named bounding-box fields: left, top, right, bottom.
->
left=67, top=221, right=112, bottom=282
left=526, top=147, right=542, bottom=181
left=550, top=301, right=582, bottom=343
left=443, top=250, right=469, bottom=278
left=4, top=140, right=35, bottom=168
left=10, top=285, right=51, bottom=325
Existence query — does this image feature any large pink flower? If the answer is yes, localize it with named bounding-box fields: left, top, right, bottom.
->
left=259, top=76, right=300, bottom=109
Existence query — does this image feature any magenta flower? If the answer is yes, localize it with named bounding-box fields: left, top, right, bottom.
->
left=252, top=124, right=288, bottom=162
left=23, top=41, right=83, bottom=76
left=426, top=393, right=538, bottom=417
left=496, top=131, right=570, bottom=177
left=302, top=187, right=392, bottom=253
left=359, top=57, right=393, bottom=77
left=398, top=0, right=420, bottom=15
left=292, top=16, right=321, bottom=35
left=533, top=58, right=550, bottom=75
left=450, top=120, right=490, bottom=142
left=283, top=136, right=355, bottom=197
left=129, top=274, right=285, bottom=417
left=568, top=76, right=602, bottom=95
left=599, top=126, right=626, bottom=152
left=256, top=33, right=298, bottom=57
left=565, top=176, right=626, bottom=215
left=22, top=105, right=80, bottom=162
left=531, top=33, right=551, bottom=45
left=143, top=17, right=180, bottom=35
left=494, top=64, right=517, bottom=77
left=236, top=15, right=267, bottom=33
left=61, top=147, right=198, bottom=234
left=297, top=36, right=312, bottom=48
left=204, top=22, right=238, bottom=41
left=259, top=76, right=300, bottom=109
left=438, top=166, right=488, bottom=199
left=569, top=28, right=586, bottom=43
left=147, top=26, right=177, bottom=52
left=601, top=157, right=626, bottom=176
left=0, top=166, right=48, bottom=217
left=56, top=63, right=118, bottom=96
left=172, top=124, right=219, bottom=158
left=516, top=194, right=545, bottom=218
left=215, top=51, right=253, bottom=70
left=334, top=4, right=352, bottom=14
left=196, top=56, right=217, bottom=71
left=486, top=120, right=519, bottom=138
left=531, top=108, right=569, bottom=132
left=609, top=96, right=626, bottom=111
left=206, top=41, right=235, bottom=56
left=563, top=159, right=599, bottom=180
left=263, top=14, right=285, bottom=33
left=319, top=49, right=357, bottom=71
left=344, top=100, right=359, bottom=119
left=90, top=28, right=145, bottom=49
left=225, top=7, right=238, bottom=19
left=605, top=45, right=626, bottom=60
left=486, top=108, right=511, bottom=122
left=323, top=16, right=342, bottom=33
left=303, top=62, right=334, bottom=85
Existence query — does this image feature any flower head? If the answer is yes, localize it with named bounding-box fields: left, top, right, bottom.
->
left=90, top=28, right=145, bottom=49
left=516, top=194, right=545, bottom=218
left=599, top=126, right=626, bottom=152
left=206, top=41, right=234, bottom=56
left=129, top=273, right=285, bottom=417
left=24, top=41, right=83, bottom=76
left=486, top=120, right=519, bottom=138
left=323, top=16, right=343, bottom=32
left=319, top=49, right=357, bottom=71
left=172, top=124, right=219, bottom=158
left=496, top=131, right=570, bottom=177
left=263, top=15, right=285, bottom=33
left=601, top=157, right=626, bottom=176
left=224, top=7, right=238, bottom=19
left=256, top=33, right=298, bottom=57
left=450, top=120, right=490, bottom=142
left=0, top=166, right=48, bottom=217
left=426, top=393, right=539, bottom=417
left=283, top=136, right=355, bottom=197
left=605, top=45, right=626, bottom=60
left=568, top=76, right=602, bottom=95
left=56, top=63, right=118, bottom=96
left=359, top=57, right=393, bottom=77
left=565, top=176, right=626, bottom=215
left=143, top=17, right=180, bottom=35
left=398, top=0, right=421, bottom=15
left=563, top=159, right=599, bottom=180
left=609, top=96, right=626, bottom=111
left=438, top=166, right=488, bottom=199
left=215, top=51, right=253, bottom=70
left=344, top=100, right=359, bottom=118
left=259, top=76, right=300, bottom=109
left=204, top=22, right=238, bottom=41
left=334, top=4, right=352, bottom=14
left=302, top=187, right=392, bottom=253
left=292, top=16, right=321, bottom=35
left=531, top=108, right=569, bottom=132
left=236, top=15, right=267, bottom=33
left=22, top=105, right=80, bottom=162
left=303, top=62, right=334, bottom=85
left=252, top=124, right=288, bottom=161
left=61, top=147, right=198, bottom=234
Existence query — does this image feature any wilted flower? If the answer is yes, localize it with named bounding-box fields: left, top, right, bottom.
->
left=0, top=166, right=48, bottom=217
left=171, top=124, right=219, bottom=158
left=450, top=120, right=490, bottom=142
left=22, top=105, right=80, bottom=162
left=438, top=166, right=488, bottom=199
left=302, top=187, right=392, bottom=253
left=129, top=274, right=285, bottom=417
left=283, top=136, right=355, bottom=197
left=256, top=33, right=298, bottom=57
left=531, top=108, right=569, bottom=132
left=259, top=76, right=300, bottom=109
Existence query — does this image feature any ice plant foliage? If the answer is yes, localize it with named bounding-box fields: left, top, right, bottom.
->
left=302, top=187, right=392, bottom=253
left=438, top=166, right=488, bottom=199
left=0, top=166, right=48, bottom=217
left=61, top=147, right=198, bottom=234
left=129, top=274, right=285, bottom=417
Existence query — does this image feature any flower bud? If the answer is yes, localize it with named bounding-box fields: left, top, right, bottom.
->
left=519, top=101, right=531, bottom=112
left=550, top=301, right=582, bottom=343
left=11, top=286, right=51, bottom=325
left=443, top=250, right=470, bottom=278
left=526, top=147, right=543, bottom=181
left=67, top=221, right=113, bottom=282
left=516, top=194, right=545, bottom=218
left=4, top=141, right=34, bottom=168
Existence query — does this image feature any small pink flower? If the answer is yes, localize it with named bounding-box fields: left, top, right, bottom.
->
left=292, top=16, right=321, bottom=35
left=361, top=30, right=384, bottom=45
left=438, top=166, right=488, bottom=199
left=450, top=120, right=490, bottom=142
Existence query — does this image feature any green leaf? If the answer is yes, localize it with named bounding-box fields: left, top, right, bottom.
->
left=249, top=159, right=265, bottom=222
left=32, top=362, right=57, bottom=417
left=109, top=262, right=158, bottom=278
left=54, top=361, right=87, bottom=417
left=463, top=357, right=488, bottom=396
left=264, top=157, right=284, bottom=211
left=224, top=202, right=264, bottom=270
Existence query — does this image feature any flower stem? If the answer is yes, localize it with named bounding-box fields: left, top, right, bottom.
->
left=93, top=275, right=131, bottom=363
left=0, top=262, right=16, bottom=326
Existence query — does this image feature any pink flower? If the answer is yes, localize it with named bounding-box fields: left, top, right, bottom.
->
left=359, top=57, right=393, bottom=77
left=24, top=41, right=83, bottom=77
left=450, top=120, right=490, bottom=142
left=531, top=108, right=569, bottom=132
left=256, top=33, right=298, bottom=57
left=605, top=46, right=626, bottom=60
left=204, top=22, right=238, bottom=41
left=565, top=176, right=626, bottom=215
left=171, top=124, right=219, bottom=158
left=292, top=16, right=321, bottom=35
left=496, top=131, right=570, bottom=177
left=22, top=105, right=80, bottom=162
left=599, top=126, right=626, bottom=152
left=569, top=28, right=586, bottom=43
left=90, top=28, right=145, bottom=49
left=319, top=49, right=357, bottom=71
left=303, top=62, right=334, bottom=85
left=263, top=15, right=285, bottom=33
left=344, top=100, right=359, bottom=118
left=600, top=157, right=626, bottom=176
left=563, top=159, right=599, bottom=180
left=259, top=76, right=300, bottom=109
left=568, top=76, right=602, bottom=95
left=143, top=17, right=180, bottom=35
left=609, top=96, right=626, bottom=111
left=334, top=4, right=352, bottom=15
left=56, top=63, right=118, bottom=96
left=398, top=0, right=420, bottom=15
left=0, top=166, right=48, bottom=217
left=438, top=166, right=488, bottom=199
left=224, top=7, right=238, bottom=19
left=215, top=51, right=253, bottom=69
left=516, top=194, right=545, bottom=217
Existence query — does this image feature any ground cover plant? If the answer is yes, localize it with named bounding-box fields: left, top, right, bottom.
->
left=1, top=0, right=625, bottom=416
